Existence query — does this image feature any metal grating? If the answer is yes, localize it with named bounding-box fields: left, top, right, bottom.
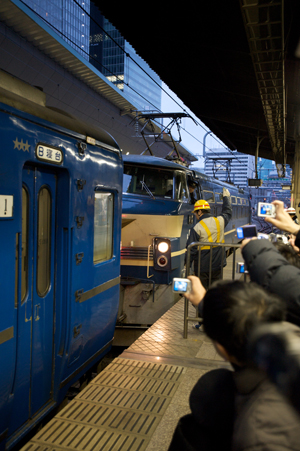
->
left=23, top=418, right=147, bottom=451
left=75, top=385, right=169, bottom=414
left=121, top=247, right=153, bottom=260
left=22, top=358, right=185, bottom=451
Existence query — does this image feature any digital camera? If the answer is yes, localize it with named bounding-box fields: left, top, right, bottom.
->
left=236, top=262, right=248, bottom=273
left=257, top=202, right=275, bottom=218
left=172, top=278, right=191, bottom=294
left=236, top=225, right=257, bottom=240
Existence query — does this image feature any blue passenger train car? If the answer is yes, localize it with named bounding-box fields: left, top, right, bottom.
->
left=119, top=155, right=251, bottom=325
left=0, top=71, right=123, bottom=450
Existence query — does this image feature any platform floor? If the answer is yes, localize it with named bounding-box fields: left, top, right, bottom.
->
left=21, top=250, right=243, bottom=451
left=22, top=299, right=230, bottom=451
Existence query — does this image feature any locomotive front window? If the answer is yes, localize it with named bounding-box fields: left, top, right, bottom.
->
left=94, top=192, right=114, bottom=263
left=37, top=187, right=51, bottom=297
left=174, top=172, right=189, bottom=201
left=123, top=165, right=174, bottom=198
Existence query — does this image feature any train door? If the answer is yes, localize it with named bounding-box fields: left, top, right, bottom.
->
left=10, top=165, right=56, bottom=435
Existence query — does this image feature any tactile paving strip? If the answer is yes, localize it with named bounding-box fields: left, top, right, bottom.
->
left=21, top=359, right=185, bottom=451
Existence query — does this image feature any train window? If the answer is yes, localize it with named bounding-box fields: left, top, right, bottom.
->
left=21, top=186, right=29, bottom=303
left=94, top=192, right=114, bottom=263
left=237, top=197, right=242, bottom=204
left=215, top=192, right=223, bottom=203
left=37, top=187, right=51, bottom=297
left=123, top=164, right=174, bottom=198
left=203, top=190, right=214, bottom=203
left=175, top=172, right=189, bottom=201
left=231, top=196, right=237, bottom=204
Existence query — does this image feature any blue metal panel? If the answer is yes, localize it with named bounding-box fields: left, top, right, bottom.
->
left=0, top=83, right=123, bottom=448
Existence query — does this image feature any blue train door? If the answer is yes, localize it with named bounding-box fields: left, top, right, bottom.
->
left=29, top=167, right=56, bottom=413
left=10, top=165, right=56, bottom=435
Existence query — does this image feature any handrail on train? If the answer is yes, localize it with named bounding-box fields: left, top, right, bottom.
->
left=183, top=242, right=246, bottom=338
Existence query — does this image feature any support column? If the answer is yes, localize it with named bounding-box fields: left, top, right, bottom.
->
left=292, top=139, right=300, bottom=221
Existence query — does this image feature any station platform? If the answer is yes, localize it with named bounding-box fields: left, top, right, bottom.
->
left=21, top=250, right=243, bottom=451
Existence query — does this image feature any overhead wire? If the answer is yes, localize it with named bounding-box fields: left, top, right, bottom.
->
left=21, top=0, right=253, bottom=172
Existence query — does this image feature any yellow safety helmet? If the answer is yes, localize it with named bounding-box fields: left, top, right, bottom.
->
left=193, top=199, right=210, bottom=212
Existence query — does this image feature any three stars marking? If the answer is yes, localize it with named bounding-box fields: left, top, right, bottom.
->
left=13, top=137, right=30, bottom=152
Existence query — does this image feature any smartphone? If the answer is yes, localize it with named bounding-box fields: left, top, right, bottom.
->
left=172, top=278, right=191, bottom=294
left=257, top=202, right=275, bottom=218
left=236, top=225, right=257, bottom=239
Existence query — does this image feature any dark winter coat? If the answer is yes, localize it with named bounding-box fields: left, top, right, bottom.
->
left=233, top=366, right=300, bottom=451
left=242, top=239, right=300, bottom=327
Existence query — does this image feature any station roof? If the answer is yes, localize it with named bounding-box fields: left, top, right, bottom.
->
left=96, top=1, right=300, bottom=173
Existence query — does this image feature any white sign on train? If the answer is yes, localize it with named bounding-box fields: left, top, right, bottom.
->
left=0, top=195, right=13, bottom=217
left=36, top=145, right=63, bottom=164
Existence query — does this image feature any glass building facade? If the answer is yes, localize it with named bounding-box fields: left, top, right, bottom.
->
left=23, top=0, right=162, bottom=111
left=23, top=0, right=90, bottom=58
left=204, top=148, right=255, bottom=189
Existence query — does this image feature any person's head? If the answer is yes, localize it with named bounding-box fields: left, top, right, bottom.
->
left=273, top=242, right=300, bottom=268
left=286, top=207, right=296, bottom=217
left=202, top=280, right=285, bottom=365
left=188, top=182, right=196, bottom=194
left=193, top=199, right=210, bottom=219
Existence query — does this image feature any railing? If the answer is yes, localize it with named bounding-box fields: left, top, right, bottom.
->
left=183, top=242, right=246, bottom=338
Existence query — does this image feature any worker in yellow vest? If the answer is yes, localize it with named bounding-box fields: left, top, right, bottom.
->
left=186, top=187, right=232, bottom=290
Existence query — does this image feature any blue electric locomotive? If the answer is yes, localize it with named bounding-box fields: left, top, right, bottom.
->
left=119, top=155, right=251, bottom=325
left=0, top=71, right=123, bottom=450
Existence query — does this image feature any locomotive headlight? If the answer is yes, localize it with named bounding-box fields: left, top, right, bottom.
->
left=153, top=237, right=171, bottom=271
left=157, top=241, right=169, bottom=253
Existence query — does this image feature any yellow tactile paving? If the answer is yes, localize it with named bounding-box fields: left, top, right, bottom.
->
left=22, top=297, right=230, bottom=451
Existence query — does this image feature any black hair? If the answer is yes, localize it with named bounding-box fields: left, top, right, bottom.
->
left=273, top=242, right=300, bottom=268
left=203, top=280, right=285, bottom=363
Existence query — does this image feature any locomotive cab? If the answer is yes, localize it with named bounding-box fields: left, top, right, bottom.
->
left=119, top=156, right=195, bottom=325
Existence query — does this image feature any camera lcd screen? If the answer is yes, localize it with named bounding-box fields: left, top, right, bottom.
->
left=173, top=280, right=188, bottom=292
left=258, top=203, right=275, bottom=217
left=236, top=227, right=244, bottom=239
left=236, top=225, right=257, bottom=239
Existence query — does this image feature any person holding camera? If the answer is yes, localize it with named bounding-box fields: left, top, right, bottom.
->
left=241, top=200, right=300, bottom=327
left=168, top=277, right=300, bottom=451
left=185, top=187, right=232, bottom=290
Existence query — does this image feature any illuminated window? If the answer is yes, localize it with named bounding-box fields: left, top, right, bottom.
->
left=94, top=192, right=114, bottom=263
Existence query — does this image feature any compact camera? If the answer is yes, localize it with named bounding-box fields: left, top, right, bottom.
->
left=257, top=202, right=276, bottom=218
left=236, top=225, right=257, bottom=240
left=236, top=262, right=248, bottom=274
left=172, top=278, right=191, bottom=294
